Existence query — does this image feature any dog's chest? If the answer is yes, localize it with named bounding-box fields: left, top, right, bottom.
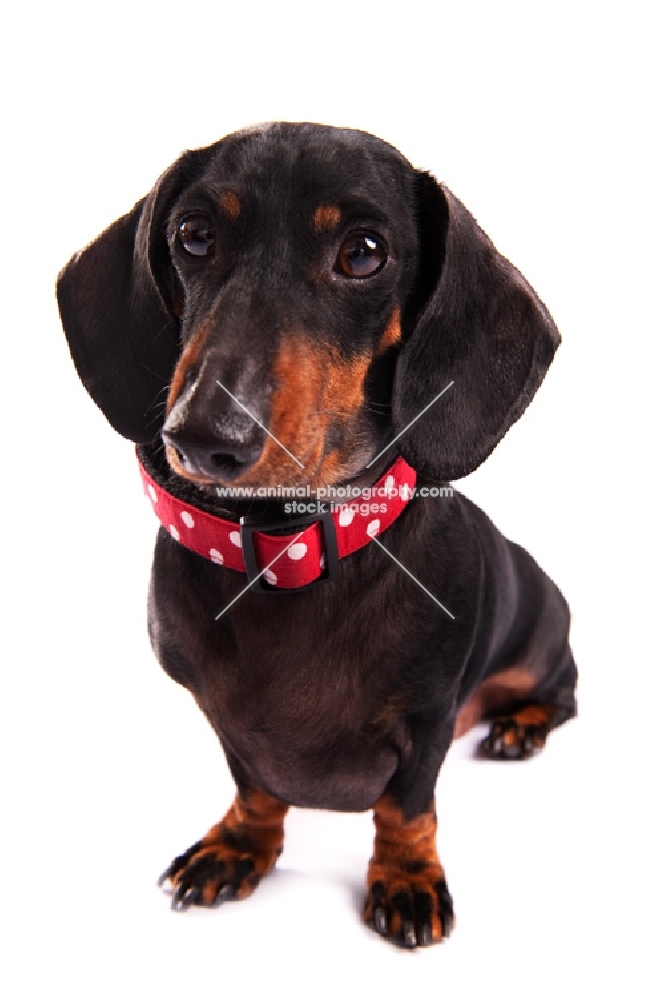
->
left=193, top=594, right=414, bottom=810
left=150, top=525, right=469, bottom=810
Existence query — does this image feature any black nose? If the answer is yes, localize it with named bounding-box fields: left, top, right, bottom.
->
left=162, top=427, right=265, bottom=481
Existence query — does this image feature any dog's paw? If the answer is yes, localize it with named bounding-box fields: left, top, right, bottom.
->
left=363, top=861, right=455, bottom=948
left=478, top=717, right=548, bottom=760
left=158, top=834, right=282, bottom=910
left=158, top=795, right=286, bottom=910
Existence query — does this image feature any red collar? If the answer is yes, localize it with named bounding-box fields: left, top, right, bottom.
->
left=137, top=451, right=417, bottom=591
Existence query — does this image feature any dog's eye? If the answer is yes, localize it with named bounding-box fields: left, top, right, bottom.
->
left=178, top=215, right=216, bottom=258
left=336, top=232, right=387, bottom=278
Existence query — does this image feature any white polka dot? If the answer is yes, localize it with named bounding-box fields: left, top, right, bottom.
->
left=180, top=511, right=195, bottom=529
left=399, top=483, right=411, bottom=501
left=209, top=549, right=224, bottom=565
left=367, top=519, right=381, bottom=538
left=147, top=484, right=157, bottom=503
left=287, top=542, right=307, bottom=561
left=384, top=475, right=395, bottom=495
left=229, top=530, right=242, bottom=547
left=338, top=508, right=354, bottom=527
left=263, top=568, right=278, bottom=586
left=169, top=524, right=180, bottom=541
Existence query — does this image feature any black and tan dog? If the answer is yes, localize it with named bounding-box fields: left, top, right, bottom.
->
left=57, top=122, right=576, bottom=949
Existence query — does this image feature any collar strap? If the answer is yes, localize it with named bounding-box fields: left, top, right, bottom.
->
left=138, top=452, right=417, bottom=591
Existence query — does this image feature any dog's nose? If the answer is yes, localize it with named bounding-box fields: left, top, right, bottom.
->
left=162, top=426, right=265, bottom=481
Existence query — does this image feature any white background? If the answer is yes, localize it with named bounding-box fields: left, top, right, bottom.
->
left=2, top=2, right=663, bottom=997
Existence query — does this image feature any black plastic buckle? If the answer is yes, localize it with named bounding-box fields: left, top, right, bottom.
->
left=239, top=507, right=339, bottom=593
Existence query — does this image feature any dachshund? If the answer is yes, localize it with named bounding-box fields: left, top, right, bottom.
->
left=57, top=122, right=577, bottom=949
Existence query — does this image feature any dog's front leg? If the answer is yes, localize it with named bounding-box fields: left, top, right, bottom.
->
left=364, top=716, right=455, bottom=948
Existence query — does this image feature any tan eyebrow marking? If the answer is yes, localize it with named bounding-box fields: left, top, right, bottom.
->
left=313, top=204, right=341, bottom=233
left=219, top=192, right=241, bottom=219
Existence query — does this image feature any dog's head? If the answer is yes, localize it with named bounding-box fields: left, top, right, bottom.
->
left=57, top=123, right=560, bottom=487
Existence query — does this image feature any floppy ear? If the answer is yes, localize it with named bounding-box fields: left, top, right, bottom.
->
left=56, top=148, right=212, bottom=443
left=394, top=172, right=561, bottom=480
